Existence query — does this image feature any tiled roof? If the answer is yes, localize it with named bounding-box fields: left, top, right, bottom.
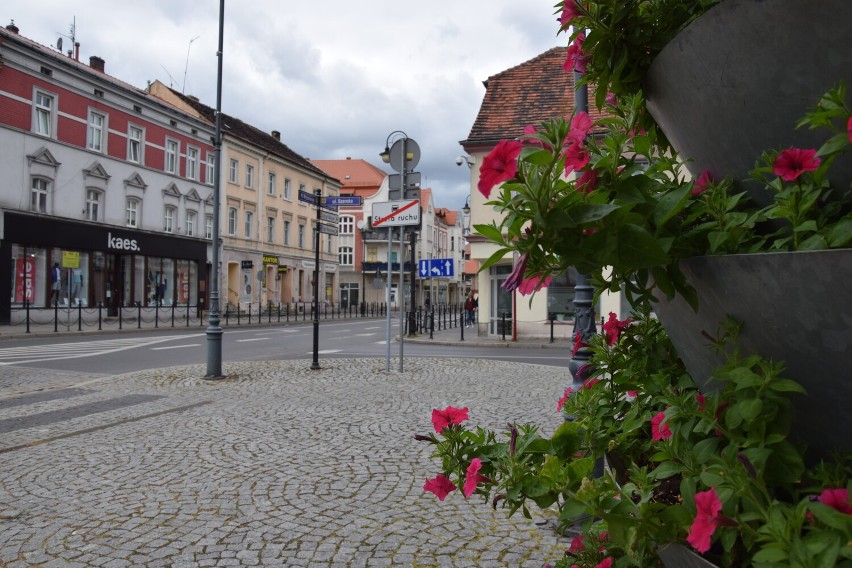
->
left=460, top=46, right=608, bottom=148
left=159, top=85, right=334, bottom=182
left=310, top=158, right=386, bottom=197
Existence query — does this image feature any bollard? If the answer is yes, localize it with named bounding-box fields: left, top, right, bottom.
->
left=501, top=312, right=507, bottom=341
left=460, top=307, right=464, bottom=342
left=171, top=303, right=176, bottom=327
left=155, top=302, right=159, bottom=328
left=248, top=303, right=252, bottom=325
left=98, top=302, right=102, bottom=331
left=25, top=301, right=31, bottom=333
left=54, top=301, right=59, bottom=332
left=186, top=302, right=190, bottom=327
left=550, top=312, right=556, bottom=344
left=78, top=302, right=82, bottom=331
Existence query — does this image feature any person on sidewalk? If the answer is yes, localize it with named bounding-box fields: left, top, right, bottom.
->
left=464, top=292, right=476, bottom=327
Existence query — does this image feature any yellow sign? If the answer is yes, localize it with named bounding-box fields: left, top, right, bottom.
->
left=62, top=251, right=80, bottom=269
left=262, top=255, right=279, bottom=265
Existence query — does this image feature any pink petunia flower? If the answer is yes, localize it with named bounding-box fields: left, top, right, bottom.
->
left=576, top=168, right=598, bottom=194
left=501, top=253, right=529, bottom=293
left=423, top=475, right=456, bottom=501
left=477, top=139, right=523, bottom=198
left=692, top=170, right=713, bottom=197
left=563, top=141, right=590, bottom=173
left=595, top=558, right=613, bottom=568
left=564, top=34, right=589, bottom=74
left=431, top=406, right=469, bottom=433
left=517, top=275, right=552, bottom=296
left=627, top=390, right=638, bottom=398
left=559, top=0, right=581, bottom=26
left=567, top=534, right=585, bottom=554
left=651, top=411, right=672, bottom=441
left=772, top=148, right=820, bottom=181
left=819, top=488, right=852, bottom=514
left=602, top=312, right=631, bottom=345
left=687, top=487, right=723, bottom=553
left=697, top=393, right=707, bottom=412
left=567, top=111, right=594, bottom=144
left=463, top=458, right=487, bottom=498
left=557, top=387, right=573, bottom=412
left=581, top=377, right=601, bottom=390
left=847, top=116, right=852, bottom=144
left=605, top=91, right=617, bottom=106
left=570, top=331, right=585, bottom=357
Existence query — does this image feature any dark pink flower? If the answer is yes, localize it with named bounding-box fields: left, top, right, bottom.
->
left=687, top=487, right=723, bottom=553
left=423, top=475, right=456, bottom=501
left=571, top=331, right=585, bottom=357
left=567, top=534, right=585, bottom=554
left=627, top=390, right=638, bottom=398
left=501, top=253, right=529, bottom=293
left=651, top=411, right=672, bottom=441
left=559, top=0, right=581, bottom=26
left=773, top=148, right=820, bottom=181
left=697, top=393, right=707, bottom=412
left=595, top=558, right=613, bottom=568
left=477, top=139, right=523, bottom=197
left=564, top=34, right=589, bottom=74
left=517, top=275, right=552, bottom=296
left=463, top=458, right=487, bottom=498
left=692, top=170, right=713, bottom=196
left=567, top=111, right=594, bottom=144
left=582, top=227, right=598, bottom=236
left=581, top=377, right=601, bottom=391
left=605, top=92, right=617, bottom=106
left=576, top=168, right=598, bottom=194
left=431, top=406, right=469, bottom=433
left=557, top=387, right=574, bottom=412
left=602, top=312, right=631, bottom=345
left=848, top=116, right=852, bottom=144
left=819, top=488, right=852, bottom=514
left=563, top=141, right=590, bottom=173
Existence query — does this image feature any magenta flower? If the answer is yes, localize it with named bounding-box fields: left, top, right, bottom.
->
left=501, top=253, right=529, bottom=293
left=431, top=406, right=469, bottom=433
left=570, top=331, right=585, bottom=357
left=696, top=393, right=707, bottom=412
left=687, top=487, right=723, bottom=553
left=819, top=488, right=852, bottom=514
left=605, top=91, right=617, bottom=106
left=463, top=458, right=487, bottom=498
left=772, top=148, right=820, bottom=181
left=423, top=474, right=456, bottom=501
left=477, top=139, right=523, bottom=198
left=692, top=170, right=713, bottom=196
left=602, top=312, right=631, bottom=345
left=563, top=34, right=589, bottom=74
left=517, top=275, right=552, bottom=296
left=651, top=411, right=672, bottom=441
left=567, top=534, right=585, bottom=554
left=595, top=558, right=613, bottom=568
left=559, top=0, right=581, bottom=26
left=581, top=377, right=601, bottom=391
left=563, top=141, right=590, bottom=173
left=847, top=116, right=852, bottom=144
left=567, top=111, right=594, bottom=144
left=576, top=168, right=598, bottom=194
left=557, top=387, right=573, bottom=412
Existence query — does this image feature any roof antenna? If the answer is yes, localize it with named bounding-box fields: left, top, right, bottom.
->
left=56, top=17, right=76, bottom=56
left=182, top=35, right=200, bottom=94
left=160, top=65, right=178, bottom=88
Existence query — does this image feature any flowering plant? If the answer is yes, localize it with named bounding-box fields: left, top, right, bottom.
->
left=419, top=311, right=852, bottom=567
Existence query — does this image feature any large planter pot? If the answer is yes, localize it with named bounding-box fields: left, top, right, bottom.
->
left=652, top=249, right=852, bottom=462
left=645, top=0, right=852, bottom=208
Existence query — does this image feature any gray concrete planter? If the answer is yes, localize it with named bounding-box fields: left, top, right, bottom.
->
left=658, top=543, right=720, bottom=568
left=645, top=0, right=852, bottom=207
left=653, top=249, right=852, bottom=462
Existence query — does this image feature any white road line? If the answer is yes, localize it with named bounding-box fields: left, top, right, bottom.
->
left=0, top=334, right=202, bottom=365
left=329, top=329, right=352, bottom=333
left=236, top=338, right=269, bottom=342
left=353, top=333, right=377, bottom=337
left=309, top=350, right=342, bottom=354
left=150, top=344, right=201, bottom=350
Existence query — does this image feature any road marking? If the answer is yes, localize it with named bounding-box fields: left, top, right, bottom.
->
left=353, top=333, right=376, bottom=337
left=236, top=338, right=269, bottom=342
left=309, top=350, right=342, bottom=354
left=151, top=344, right=201, bottom=350
left=329, top=329, right=351, bottom=333
left=0, top=334, right=201, bottom=366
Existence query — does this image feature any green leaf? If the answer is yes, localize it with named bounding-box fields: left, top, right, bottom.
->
left=649, top=461, right=680, bottom=480
left=737, top=398, right=763, bottom=421
left=827, top=217, right=852, bottom=247
left=752, top=546, right=790, bottom=563
left=769, top=379, right=806, bottom=394
left=817, top=132, right=852, bottom=157
left=616, top=224, right=670, bottom=269
left=478, top=246, right=513, bottom=273
left=567, top=203, right=620, bottom=224
left=472, top=223, right=506, bottom=245
left=654, top=184, right=691, bottom=226
left=692, top=438, right=721, bottom=465
left=551, top=421, right=582, bottom=460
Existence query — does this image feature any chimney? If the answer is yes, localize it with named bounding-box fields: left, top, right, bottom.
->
left=271, top=130, right=280, bottom=141
left=74, top=42, right=80, bottom=61
left=6, top=20, right=19, bottom=34
left=89, top=56, right=105, bottom=73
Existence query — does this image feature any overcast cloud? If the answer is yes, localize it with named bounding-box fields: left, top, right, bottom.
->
left=4, top=1, right=563, bottom=209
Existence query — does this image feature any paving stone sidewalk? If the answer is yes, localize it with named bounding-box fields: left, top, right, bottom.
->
left=0, top=357, right=573, bottom=567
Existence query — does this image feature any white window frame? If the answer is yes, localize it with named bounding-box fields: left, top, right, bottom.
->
left=128, top=125, right=144, bottom=163
left=33, top=89, right=55, bottom=137
left=205, top=215, right=213, bottom=239
left=86, top=189, right=101, bottom=221
left=228, top=207, right=238, bottom=236
left=205, top=152, right=215, bottom=185
left=186, top=211, right=196, bottom=236
left=339, top=246, right=354, bottom=266
left=165, top=138, right=179, bottom=174
left=284, top=178, right=292, bottom=200
left=244, top=210, right=254, bottom=239
left=266, top=216, right=275, bottom=243
left=283, top=220, right=291, bottom=245
left=87, top=109, right=107, bottom=152
left=126, top=199, right=140, bottom=228
left=267, top=172, right=276, bottom=196
left=298, top=224, right=305, bottom=248
left=164, top=206, right=176, bottom=233
left=186, top=146, right=199, bottom=181
left=245, top=164, right=254, bottom=188
left=339, top=215, right=354, bottom=235
left=31, top=178, right=49, bottom=213
left=229, top=159, right=238, bottom=183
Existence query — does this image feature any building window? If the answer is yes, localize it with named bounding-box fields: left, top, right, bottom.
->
left=266, top=216, right=275, bottom=243
left=283, top=220, right=291, bottom=245
left=298, top=224, right=305, bottom=248
left=164, top=206, right=176, bottom=233
left=339, top=215, right=354, bottom=235
left=299, top=184, right=306, bottom=200
left=451, top=236, right=455, bottom=251
left=186, top=147, right=199, bottom=180
left=86, top=189, right=101, bottom=221
left=284, top=178, right=292, bottom=200
left=244, top=210, right=253, bottom=238
left=245, top=164, right=254, bottom=188
left=126, top=199, right=140, bottom=228
left=165, top=139, right=179, bottom=174
left=186, top=211, right=196, bottom=236
left=87, top=110, right=107, bottom=152
left=31, top=178, right=49, bottom=213
left=128, top=126, right=143, bottom=163
left=268, top=173, right=276, bottom=196
left=205, top=215, right=213, bottom=239
left=327, top=235, right=332, bottom=254
left=339, top=246, right=354, bottom=266
left=33, top=90, right=54, bottom=136
left=205, top=152, right=214, bottom=185
left=229, top=159, right=238, bottom=183
left=228, top=207, right=237, bottom=235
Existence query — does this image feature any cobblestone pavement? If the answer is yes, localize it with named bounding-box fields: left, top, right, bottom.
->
left=0, top=358, right=572, bottom=567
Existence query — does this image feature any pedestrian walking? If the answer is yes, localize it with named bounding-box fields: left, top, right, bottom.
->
left=464, top=291, right=476, bottom=327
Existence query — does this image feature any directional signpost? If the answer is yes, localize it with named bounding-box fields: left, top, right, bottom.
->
left=418, top=258, right=455, bottom=278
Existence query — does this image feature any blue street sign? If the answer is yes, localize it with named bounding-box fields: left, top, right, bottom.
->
left=417, top=258, right=454, bottom=278
left=298, top=189, right=318, bottom=205
left=325, top=196, right=362, bottom=207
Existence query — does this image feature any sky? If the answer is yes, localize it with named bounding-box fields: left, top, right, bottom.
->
left=4, top=1, right=565, bottom=211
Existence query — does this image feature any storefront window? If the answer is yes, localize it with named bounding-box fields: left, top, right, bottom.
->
left=10, top=245, right=46, bottom=306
